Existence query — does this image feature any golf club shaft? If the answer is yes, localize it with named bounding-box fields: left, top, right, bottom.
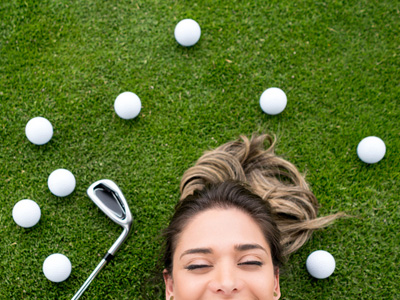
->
left=71, top=258, right=108, bottom=300
left=71, top=229, right=129, bottom=300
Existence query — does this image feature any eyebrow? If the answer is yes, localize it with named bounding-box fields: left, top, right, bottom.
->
left=180, top=248, right=213, bottom=259
left=180, top=244, right=267, bottom=259
left=234, top=243, right=268, bottom=254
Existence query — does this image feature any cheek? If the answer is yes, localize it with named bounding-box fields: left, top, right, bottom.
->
left=172, top=271, right=209, bottom=299
left=244, top=273, right=275, bottom=297
left=241, top=265, right=277, bottom=298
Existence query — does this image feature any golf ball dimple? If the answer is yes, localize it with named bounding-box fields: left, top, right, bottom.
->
left=25, top=117, right=53, bottom=145
left=48, top=168, right=76, bottom=197
left=260, top=87, right=287, bottom=115
left=43, top=253, right=72, bottom=283
left=114, top=92, right=142, bottom=120
left=12, top=199, right=41, bottom=228
left=306, top=250, right=336, bottom=279
left=357, top=136, right=386, bottom=164
left=174, top=19, right=201, bottom=47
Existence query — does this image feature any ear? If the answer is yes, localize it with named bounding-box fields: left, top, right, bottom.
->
left=163, top=269, right=174, bottom=299
left=273, top=268, right=281, bottom=299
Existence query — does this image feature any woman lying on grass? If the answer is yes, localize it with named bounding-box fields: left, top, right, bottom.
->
left=162, top=134, right=343, bottom=299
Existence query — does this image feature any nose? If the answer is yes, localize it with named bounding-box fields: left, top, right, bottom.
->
left=208, top=262, right=244, bottom=295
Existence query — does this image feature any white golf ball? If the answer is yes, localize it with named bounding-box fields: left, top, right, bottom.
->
left=260, top=87, right=287, bottom=115
left=12, top=199, right=41, bottom=228
left=306, top=250, right=336, bottom=279
left=25, top=117, right=53, bottom=145
left=48, top=168, right=76, bottom=197
left=114, top=92, right=141, bottom=120
left=174, top=19, right=201, bottom=47
left=43, top=253, right=72, bottom=282
left=357, top=136, right=386, bottom=164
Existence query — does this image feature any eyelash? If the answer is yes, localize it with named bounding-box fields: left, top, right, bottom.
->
left=185, top=264, right=212, bottom=271
left=238, top=261, right=263, bottom=267
left=185, top=261, right=263, bottom=271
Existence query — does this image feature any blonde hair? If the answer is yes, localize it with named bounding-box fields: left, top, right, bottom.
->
left=179, top=134, right=343, bottom=257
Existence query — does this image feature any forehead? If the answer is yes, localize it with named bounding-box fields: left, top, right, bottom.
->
left=175, top=208, right=270, bottom=254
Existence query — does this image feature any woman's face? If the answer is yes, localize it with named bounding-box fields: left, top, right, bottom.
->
left=164, top=208, right=280, bottom=300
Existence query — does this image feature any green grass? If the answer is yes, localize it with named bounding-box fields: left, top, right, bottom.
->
left=1, top=0, right=399, bottom=299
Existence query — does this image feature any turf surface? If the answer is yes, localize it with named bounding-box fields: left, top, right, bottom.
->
left=1, top=0, right=399, bottom=299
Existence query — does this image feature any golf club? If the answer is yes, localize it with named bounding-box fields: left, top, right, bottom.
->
left=71, top=179, right=133, bottom=300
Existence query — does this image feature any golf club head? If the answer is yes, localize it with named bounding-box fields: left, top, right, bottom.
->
left=87, top=179, right=133, bottom=233
left=71, top=180, right=133, bottom=299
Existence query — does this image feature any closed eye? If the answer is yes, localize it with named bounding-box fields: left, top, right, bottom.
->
left=238, top=261, right=263, bottom=267
left=185, top=264, right=213, bottom=271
